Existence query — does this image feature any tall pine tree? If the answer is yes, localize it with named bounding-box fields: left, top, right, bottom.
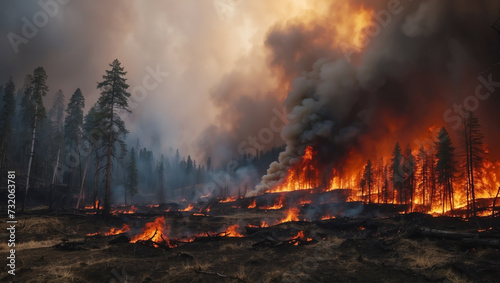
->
left=435, top=127, right=456, bottom=214
left=96, top=59, right=131, bottom=216
left=463, top=111, right=487, bottom=217
left=23, top=67, right=49, bottom=211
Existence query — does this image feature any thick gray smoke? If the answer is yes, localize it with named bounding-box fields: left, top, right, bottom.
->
left=251, top=0, right=500, bottom=195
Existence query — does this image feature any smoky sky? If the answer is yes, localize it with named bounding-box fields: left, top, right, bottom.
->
left=253, top=0, right=500, bottom=194
left=1, top=0, right=500, bottom=174
left=0, top=0, right=298, bottom=163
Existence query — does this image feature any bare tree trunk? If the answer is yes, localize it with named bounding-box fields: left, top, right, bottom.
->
left=76, top=148, right=92, bottom=209
left=50, top=148, right=60, bottom=210
left=23, top=105, right=37, bottom=212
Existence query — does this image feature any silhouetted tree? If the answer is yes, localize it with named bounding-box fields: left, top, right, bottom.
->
left=23, top=67, right=49, bottom=211
left=463, top=111, right=487, bottom=217
left=96, top=59, right=131, bottom=216
left=435, top=127, right=456, bottom=214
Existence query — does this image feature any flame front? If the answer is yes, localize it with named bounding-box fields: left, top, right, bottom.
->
left=131, top=217, right=166, bottom=243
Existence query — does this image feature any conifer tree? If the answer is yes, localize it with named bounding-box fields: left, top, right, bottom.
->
left=463, top=112, right=487, bottom=217
left=435, top=127, right=456, bottom=214
left=96, top=59, right=131, bottom=216
left=23, top=67, right=49, bottom=211
left=391, top=142, right=403, bottom=204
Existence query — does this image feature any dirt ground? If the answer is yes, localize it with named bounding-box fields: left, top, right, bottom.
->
left=1, top=207, right=499, bottom=283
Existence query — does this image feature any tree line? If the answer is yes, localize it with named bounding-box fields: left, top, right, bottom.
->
left=0, top=63, right=283, bottom=215
left=359, top=114, right=490, bottom=217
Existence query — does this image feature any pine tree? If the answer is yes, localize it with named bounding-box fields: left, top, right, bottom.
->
left=463, top=112, right=487, bottom=217
left=96, top=59, right=131, bottom=216
left=391, top=142, right=403, bottom=204
left=403, top=145, right=416, bottom=212
left=23, top=67, right=49, bottom=211
left=64, top=88, right=85, bottom=189
left=49, top=90, right=65, bottom=130
left=417, top=144, right=429, bottom=208
left=361, top=159, right=375, bottom=203
left=435, top=127, right=456, bottom=214
left=0, top=77, right=16, bottom=168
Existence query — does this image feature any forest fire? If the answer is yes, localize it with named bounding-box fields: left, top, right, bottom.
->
left=261, top=131, right=500, bottom=217
left=130, top=217, right=166, bottom=243
left=260, top=194, right=285, bottom=210
left=112, top=205, right=138, bottom=215
left=280, top=208, right=300, bottom=223
left=225, top=224, right=244, bottom=237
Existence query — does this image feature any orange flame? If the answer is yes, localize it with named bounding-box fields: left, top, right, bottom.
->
left=248, top=200, right=256, bottom=208
left=131, top=217, right=166, bottom=243
left=280, top=208, right=300, bottom=223
left=225, top=224, right=244, bottom=237
left=181, top=204, right=194, bottom=212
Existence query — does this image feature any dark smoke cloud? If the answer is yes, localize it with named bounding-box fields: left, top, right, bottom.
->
left=252, top=0, right=500, bottom=195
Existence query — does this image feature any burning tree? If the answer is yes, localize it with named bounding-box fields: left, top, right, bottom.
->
left=96, top=59, right=131, bottom=216
left=360, top=159, right=374, bottom=203
left=462, top=111, right=487, bottom=217
left=435, top=127, right=457, bottom=214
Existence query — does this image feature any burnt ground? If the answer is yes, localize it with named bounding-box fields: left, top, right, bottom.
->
left=1, top=206, right=500, bottom=283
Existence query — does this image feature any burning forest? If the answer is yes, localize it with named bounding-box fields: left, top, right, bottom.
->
left=1, top=0, right=500, bottom=282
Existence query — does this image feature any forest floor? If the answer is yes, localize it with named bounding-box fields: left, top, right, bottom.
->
left=1, top=206, right=500, bottom=282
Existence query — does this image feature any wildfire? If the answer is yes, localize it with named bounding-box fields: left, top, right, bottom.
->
left=181, top=204, right=194, bottom=212
left=220, top=196, right=238, bottom=203
left=225, top=224, right=244, bottom=237
left=261, top=194, right=285, bottom=210
left=84, top=200, right=99, bottom=210
left=131, top=217, right=166, bottom=243
left=280, top=208, right=300, bottom=223
left=86, top=224, right=130, bottom=237
left=248, top=200, right=256, bottom=208
left=299, top=198, right=312, bottom=205
left=269, top=146, right=319, bottom=193
left=112, top=205, right=138, bottom=215
left=321, top=215, right=336, bottom=220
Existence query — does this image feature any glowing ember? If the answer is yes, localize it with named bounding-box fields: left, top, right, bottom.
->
left=261, top=194, right=285, bottom=210
left=321, top=215, right=336, bottom=220
left=112, top=205, right=138, bottom=215
left=181, top=204, right=194, bottom=212
left=220, top=196, right=238, bottom=203
left=84, top=200, right=99, bottom=210
left=248, top=200, right=256, bottom=208
left=131, top=217, right=166, bottom=243
left=86, top=224, right=130, bottom=236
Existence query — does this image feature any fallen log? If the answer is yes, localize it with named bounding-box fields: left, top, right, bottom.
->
left=461, top=238, right=500, bottom=248
left=419, top=228, right=478, bottom=240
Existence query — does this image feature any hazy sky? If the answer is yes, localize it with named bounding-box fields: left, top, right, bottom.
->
left=2, top=0, right=500, bottom=167
left=0, top=0, right=309, bottom=161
